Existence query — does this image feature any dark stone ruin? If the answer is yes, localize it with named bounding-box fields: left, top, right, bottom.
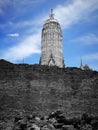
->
left=0, top=59, right=98, bottom=130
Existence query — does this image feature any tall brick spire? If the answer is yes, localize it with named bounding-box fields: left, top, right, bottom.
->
left=40, top=10, right=64, bottom=68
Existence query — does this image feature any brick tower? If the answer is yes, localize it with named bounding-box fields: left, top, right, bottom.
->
left=40, top=9, right=64, bottom=68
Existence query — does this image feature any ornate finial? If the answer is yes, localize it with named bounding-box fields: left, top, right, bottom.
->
left=50, top=9, right=54, bottom=19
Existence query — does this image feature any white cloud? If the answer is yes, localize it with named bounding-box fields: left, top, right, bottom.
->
left=18, top=0, right=45, bottom=5
left=0, top=0, right=11, bottom=15
left=1, top=0, right=98, bottom=62
left=10, top=0, right=98, bottom=33
left=7, top=33, right=20, bottom=37
left=0, top=8, right=3, bottom=15
left=5, top=0, right=98, bottom=31
left=12, top=0, right=98, bottom=30
left=71, top=33, right=98, bottom=45
left=82, top=53, right=98, bottom=71
left=2, top=32, right=41, bottom=62
left=54, top=0, right=98, bottom=29
left=83, top=53, right=98, bottom=61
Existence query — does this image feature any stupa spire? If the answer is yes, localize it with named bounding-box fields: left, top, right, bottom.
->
left=40, top=9, right=64, bottom=68
left=80, top=57, right=84, bottom=70
left=80, top=57, right=83, bottom=66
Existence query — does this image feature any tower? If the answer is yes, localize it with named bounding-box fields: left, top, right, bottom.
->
left=80, top=57, right=92, bottom=70
left=80, top=57, right=84, bottom=70
left=40, top=9, right=64, bottom=68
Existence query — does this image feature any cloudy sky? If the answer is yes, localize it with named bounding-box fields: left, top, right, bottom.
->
left=0, top=0, right=98, bottom=70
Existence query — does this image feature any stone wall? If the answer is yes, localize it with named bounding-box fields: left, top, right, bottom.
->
left=0, top=59, right=98, bottom=118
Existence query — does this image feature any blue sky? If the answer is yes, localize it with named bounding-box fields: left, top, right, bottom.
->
left=0, top=0, right=98, bottom=71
